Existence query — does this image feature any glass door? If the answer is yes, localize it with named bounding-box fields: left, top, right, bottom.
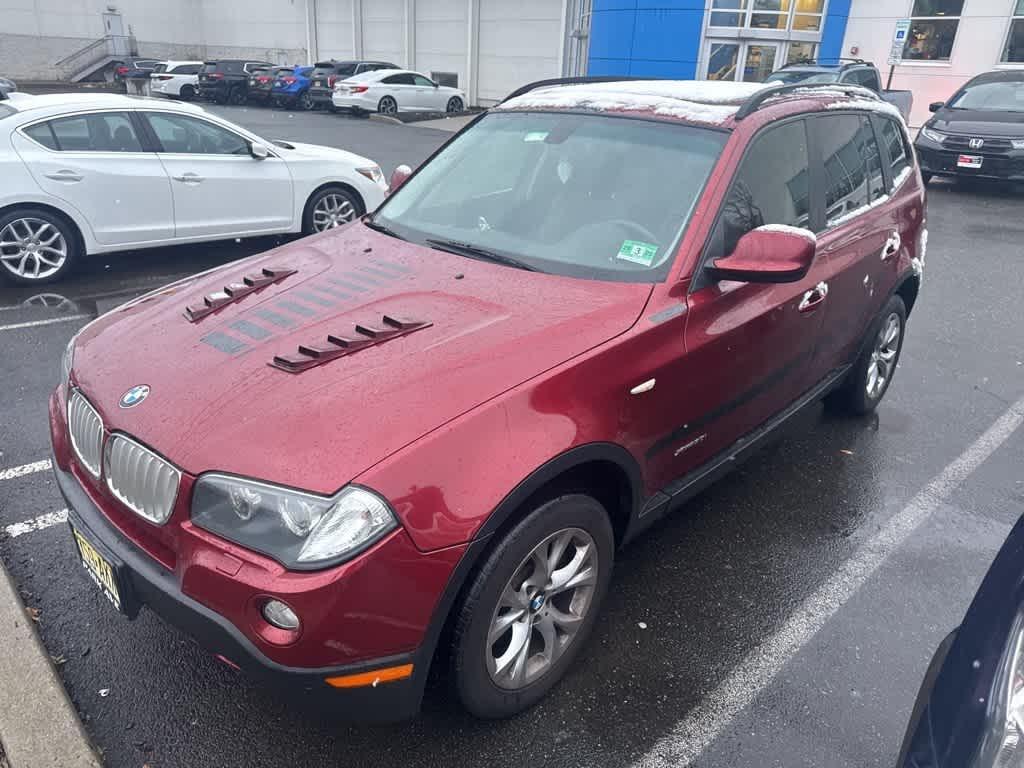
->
left=706, top=41, right=740, bottom=81
left=742, top=42, right=780, bottom=81
left=704, top=40, right=782, bottom=82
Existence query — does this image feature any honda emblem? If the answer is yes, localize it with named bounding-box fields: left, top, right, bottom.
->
left=969, top=138, right=985, bottom=150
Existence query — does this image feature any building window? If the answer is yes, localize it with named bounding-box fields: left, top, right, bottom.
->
left=708, top=42, right=741, bottom=80
left=786, top=41, right=817, bottom=64
left=902, top=0, right=963, bottom=61
left=1004, top=0, right=1024, bottom=63
left=709, top=0, right=824, bottom=32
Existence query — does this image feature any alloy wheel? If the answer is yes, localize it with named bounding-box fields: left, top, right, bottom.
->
left=447, top=97, right=463, bottom=113
left=312, top=194, right=356, bottom=232
left=300, top=91, right=313, bottom=110
left=866, top=311, right=902, bottom=399
left=379, top=97, right=397, bottom=114
left=0, top=218, right=68, bottom=280
left=486, top=527, right=598, bottom=690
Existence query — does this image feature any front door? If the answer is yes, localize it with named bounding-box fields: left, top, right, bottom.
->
left=651, top=118, right=827, bottom=484
left=141, top=111, right=293, bottom=238
left=14, top=110, right=174, bottom=245
left=705, top=40, right=782, bottom=82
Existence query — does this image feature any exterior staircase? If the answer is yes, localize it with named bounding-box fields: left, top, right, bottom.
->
left=55, top=35, right=138, bottom=82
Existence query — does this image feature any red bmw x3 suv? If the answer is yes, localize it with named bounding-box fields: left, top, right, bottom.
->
left=50, top=78, right=927, bottom=720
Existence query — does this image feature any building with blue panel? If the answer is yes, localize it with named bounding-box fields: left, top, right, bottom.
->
left=588, top=0, right=853, bottom=83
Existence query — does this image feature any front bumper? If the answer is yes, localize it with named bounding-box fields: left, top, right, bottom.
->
left=916, top=143, right=1024, bottom=181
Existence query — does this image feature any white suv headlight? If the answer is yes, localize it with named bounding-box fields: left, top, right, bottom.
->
left=191, top=475, right=398, bottom=569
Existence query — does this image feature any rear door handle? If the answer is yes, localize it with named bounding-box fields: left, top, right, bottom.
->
left=44, top=170, right=83, bottom=183
left=882, top=231, right=901, bottom=261
left=172, top=173, right=204, bottom=184
left=798, top=281, right=829, bottom=313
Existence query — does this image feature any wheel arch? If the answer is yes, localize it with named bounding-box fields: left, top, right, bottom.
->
left=896, top=272, right=920, bottom=317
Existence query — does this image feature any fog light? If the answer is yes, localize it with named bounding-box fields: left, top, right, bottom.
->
left=262, top=600, right=300, bottom=631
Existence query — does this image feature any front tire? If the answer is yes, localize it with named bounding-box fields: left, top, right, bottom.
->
left=0, top=208, right=79, bottom=285
left=826, top=295, right=907, bottom=415
left=450, top=494, right=614, bottom=719
left=302, top=186, right=362, bottom=235
left=446, top=96, right=464, bottom=113
left=378, top=95, right=398, bottom=115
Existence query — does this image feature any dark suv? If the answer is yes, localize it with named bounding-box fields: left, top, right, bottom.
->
left=307, top=59, right=398, bottom=110
left=198, top=60, right=274, bottom=104
left=52, top=79, right=926, bottom=722
left=247, top=66, right=293, bottom=104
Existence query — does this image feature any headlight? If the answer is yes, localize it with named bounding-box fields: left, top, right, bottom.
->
left=973, top=611, right=1024, bottom=767
left=191, top=475, right=397, bottom=569
left=61, top=333, right=76, bottom=383
left=920, top=126, right=947, bottom=144
left=356, top=165, right=385, bottom=186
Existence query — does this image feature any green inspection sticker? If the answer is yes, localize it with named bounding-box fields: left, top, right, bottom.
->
left=524, top=131, right=549, bottom=142
left=617, top=240, right=659, bottom=266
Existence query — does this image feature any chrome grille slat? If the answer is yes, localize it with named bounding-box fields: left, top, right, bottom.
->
left=68, top=391, right=103, bottom=478
left=105, top=435, right=180, bottom=525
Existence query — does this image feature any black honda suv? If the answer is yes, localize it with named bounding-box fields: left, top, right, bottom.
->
left=198, top=59, right=274, bottom=104
left=307, top=59, right=398, bottom=110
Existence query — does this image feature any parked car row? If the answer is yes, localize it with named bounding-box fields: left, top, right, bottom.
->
left=143, top=57, right=467, bottom=115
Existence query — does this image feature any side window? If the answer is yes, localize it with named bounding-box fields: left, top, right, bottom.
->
left=861, top=117, right=886, bottom=203
left=32, top=112, right=142, bottom=152
left=382, top=73, right=415, bottom=85
left=708, top=120, right=810, bottom=259
left=23, top=122, right=59, bottom=150
left=879, top=117, right=912, bottom=187
left=412, top=75, right=434, bottom=87
left=225, top=61, right=242, bottom=74
left=175, top=64, right=200, bottom=75
left=144, top=113, right=250, bottom=155
left=862, top=69, right=881, bottom=91
left=818, top=114, right=871, bottom=228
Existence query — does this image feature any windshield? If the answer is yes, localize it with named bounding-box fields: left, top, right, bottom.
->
left=374, top=112, right=727, bottom=283
left=767, top=70, right=840, bottom=85
left=949, top=80, right=1024, bottom=112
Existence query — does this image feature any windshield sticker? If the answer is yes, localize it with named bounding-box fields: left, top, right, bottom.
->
left=617, top=240, right=658, bottom=267
left=524, top=131, right=549, bottom=142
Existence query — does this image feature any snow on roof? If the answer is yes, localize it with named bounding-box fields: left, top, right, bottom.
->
left=496, top=80, right=774, bottom=125
left=824, top=97, right=904, bottom=122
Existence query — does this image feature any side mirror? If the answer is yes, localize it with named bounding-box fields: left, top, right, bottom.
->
left=250, top=142, right=270, bottom=160
left=389, top=164, right=412, bottom=192
left=433, top=82, right=439, bottom=88
left=929, top=101, right=944, bottom=113
left=707, top=227, right=815, bottom=284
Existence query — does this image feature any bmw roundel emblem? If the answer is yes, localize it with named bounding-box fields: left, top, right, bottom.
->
left=119, top=385, right=150, bottom=409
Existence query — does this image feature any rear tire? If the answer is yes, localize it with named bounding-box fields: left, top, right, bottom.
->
left=921, top=171, right=933, bottom=185
left=180, top=84, right=196, bottom=101
left=825, top=295, right=907, bottom=416
left=228, top=87, right=246, bottom=105
left=378, top=95, right=398, bottom=115
left=450, top=494, right=614, bottom=719
left=0, top=208, right=80, bottom=285
left=299, top=90, right=314, bottom=111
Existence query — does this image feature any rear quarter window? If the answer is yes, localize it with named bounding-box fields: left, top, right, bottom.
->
left=23, top=122, right=59, bottom=149
left=879, top=117, right=912, bottom=186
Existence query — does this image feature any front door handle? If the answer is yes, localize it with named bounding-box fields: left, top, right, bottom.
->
left=881, top=231, right=901, bottom=261
left=44, top=170, right=83, bottom=183
left=798, top=281, right=829, bottom=313
left=172, top=173, right=204, bottom=184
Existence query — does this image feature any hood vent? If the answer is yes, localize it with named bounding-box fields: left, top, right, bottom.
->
left=271, top=315, right=431, bottom=373
left=184, top=267, right=296, bottom=322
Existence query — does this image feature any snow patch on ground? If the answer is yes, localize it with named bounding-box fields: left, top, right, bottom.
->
left=754, top=224, right=818, bottom=243
left=497, top=80, right=773, bottom=124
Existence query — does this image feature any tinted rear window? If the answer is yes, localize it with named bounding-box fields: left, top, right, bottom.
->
left=312, top=66, right=335, bottom=78
left=201, top=63, right=218, bottom=73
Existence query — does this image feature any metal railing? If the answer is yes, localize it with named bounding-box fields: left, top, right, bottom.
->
left=55, top=35, right=138, bottom=80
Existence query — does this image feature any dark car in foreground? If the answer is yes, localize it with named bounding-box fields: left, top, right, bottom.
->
left=307, top=60, right=398, bottom=110
left=52, top=78, right=925, bottom=721
left=271, top=65, right=314, bottom=109
left=198, top=59, right=274, bottom=104
left=898, top=511, right=1024, bottom=768
left=915, top=70, right=1024, bottom=184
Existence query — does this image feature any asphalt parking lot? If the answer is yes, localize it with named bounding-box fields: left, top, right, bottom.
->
left=1, top=105, right=1023, bottom=768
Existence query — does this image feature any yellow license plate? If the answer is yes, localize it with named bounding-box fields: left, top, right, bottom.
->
left=72, top=526, right=122, bottom=611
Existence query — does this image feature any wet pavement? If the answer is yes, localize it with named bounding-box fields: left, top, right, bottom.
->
left=1, top=105, right=1023, bottom=768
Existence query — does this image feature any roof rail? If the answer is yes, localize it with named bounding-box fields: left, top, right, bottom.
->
left=735, top=82, right=880, bottom=120
left=500, top=76, right=655, bottom=105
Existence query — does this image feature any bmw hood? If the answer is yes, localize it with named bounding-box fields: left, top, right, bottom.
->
left=70, top=224, right=652, bottom=494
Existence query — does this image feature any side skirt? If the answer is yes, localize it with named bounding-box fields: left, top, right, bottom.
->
left=623, top=364, right=851, bottom=543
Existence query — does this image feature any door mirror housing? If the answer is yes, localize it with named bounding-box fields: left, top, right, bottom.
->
left=250, top=142, right=270, bottom=160
left=929, top=101, right=944, bottom=113
left=707, top=227, right=816, bottom=284
left=389, top=164, right=412, bottom=193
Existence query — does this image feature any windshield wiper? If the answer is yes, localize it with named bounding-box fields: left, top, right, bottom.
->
left=425, top=238, right=538, bottom=272
left=363, top=215, right=406, bottom=241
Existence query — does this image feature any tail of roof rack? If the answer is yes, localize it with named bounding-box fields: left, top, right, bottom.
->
left=735, top=82, right=880, bottom=120
left=501, top=76, right=657, bottom=104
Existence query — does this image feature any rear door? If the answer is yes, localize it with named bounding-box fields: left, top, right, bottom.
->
left=672, top=118, right=829, bottom=480
left=141, top=111, right=293, bottom=238
left=15, top=110, right=174, bottom=245
left=808, top=112, right=895, bottom=374
left=380, top=73, right=416, bottom=109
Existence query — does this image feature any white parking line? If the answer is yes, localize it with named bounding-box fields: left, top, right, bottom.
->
left=636, top=394, right=1024, bottom=768
left=0, top=315, right=87, bottom=333
left=4, top=509, right=68, bottom=539
left=0, top=459, right=52, bottom=482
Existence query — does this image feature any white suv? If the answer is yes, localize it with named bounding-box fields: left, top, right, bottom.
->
left=149, top=61, right=204, bottom=100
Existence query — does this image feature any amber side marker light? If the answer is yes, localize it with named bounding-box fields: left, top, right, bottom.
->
left=325, top=663, right=414, bottom=689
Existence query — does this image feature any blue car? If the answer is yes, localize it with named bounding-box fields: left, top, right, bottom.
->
left=271, top=65, right=314, bottom=110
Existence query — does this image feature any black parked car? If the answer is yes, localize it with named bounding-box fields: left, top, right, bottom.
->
left=0, top=76, right=16, bottom=96
left=248, top=66, right=293, bottom=104
left=898, top=510, right=1024, bottom=767
left=113, top=57, right=160, bottom=82
left=197, top=59, right=274, bottom=104
left=307, top=59, right=398, bottom=110
left=915, top=70, right=1024, bottom=184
